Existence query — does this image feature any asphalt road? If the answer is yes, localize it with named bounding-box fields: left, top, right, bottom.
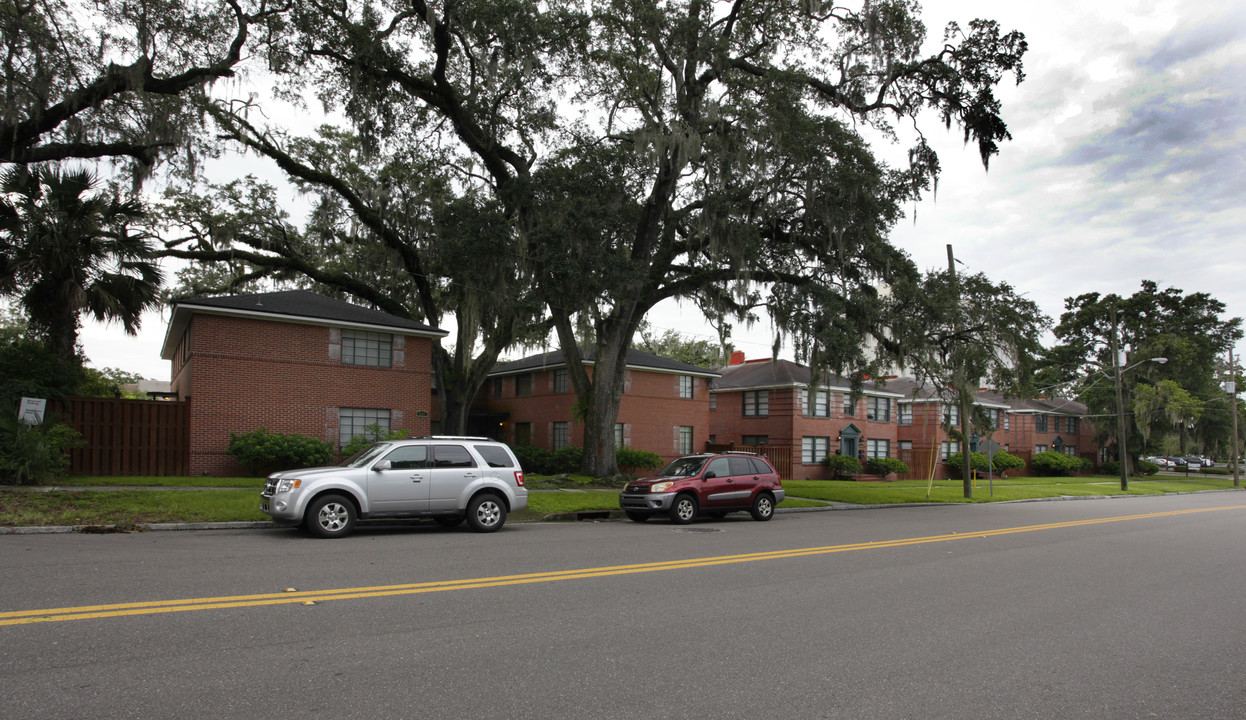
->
left=2, top=492, right=1245, bottom=719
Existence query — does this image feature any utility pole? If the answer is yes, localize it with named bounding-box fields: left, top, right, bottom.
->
left=1112, top=307, right=1129, bottom=491
left=1231, top=347, right=1241, bottom=488
left=948, top=244, right=972, bottom=499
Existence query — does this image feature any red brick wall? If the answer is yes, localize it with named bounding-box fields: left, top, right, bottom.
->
left=175, top=314, right=435, bottom=476
left=478, top=367, right=711, bottom=465
left=710, top=388, right=901, bottom=480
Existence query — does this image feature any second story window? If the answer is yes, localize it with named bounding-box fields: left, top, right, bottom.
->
left=554, top=369, right=569, bottom=393
left=743, top=390, right=769, bottom=417
left=943, top=404, right=960, bottom=427
left=1035, top=414, right=1049, bottom=432
left=804, top=389, right=830, bottom=417
left=342, top=330, right=392, bottom=368
left=679, top=375, right=694, bottom=399
left=898, top=404, right=913, bottom=426
left=843, top=395, right=856, bottom=417
left=1068, top=417, right=1079, bottom=434
left=867, top=397, right=891, bottom=422
left=516, top=373, right=532, bottom=397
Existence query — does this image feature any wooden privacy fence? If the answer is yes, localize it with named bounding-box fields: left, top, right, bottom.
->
left=56, top=397, right=190, bottom=476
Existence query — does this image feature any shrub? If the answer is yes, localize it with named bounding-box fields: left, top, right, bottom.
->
left=1200, top=465, right=1230, bottom=476
left=552, top=445, right=583, bottom=474
left=946, top=451, right=990, bottom=474
left=991, top=451, right=1026, bottom=474
left=227, top=428, right=335, bottom=476
left=1099, top=460, right=1120, bottom=476
left=0, top=414, right=80, bottom=485
left=823, top=454, right=861, bottom=480
left=1136, top=459, right=1159, bottom=476
left=512, top=444, right=555, bottom=474
left=1031, top=450, right=1087, bottom=477
left=866, top=457, right=909, bottom=476
left=339, top=423, right=409, bottom=459
left=617, top=447, right=663, bottom=473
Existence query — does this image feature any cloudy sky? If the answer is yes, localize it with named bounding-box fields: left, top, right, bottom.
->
left=79, top=0, right=1246, bottom=380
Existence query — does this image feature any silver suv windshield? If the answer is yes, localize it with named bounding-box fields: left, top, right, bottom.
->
left=343, top=443, right=390, bottom=468
left=659, top=457, right=707, bottom=477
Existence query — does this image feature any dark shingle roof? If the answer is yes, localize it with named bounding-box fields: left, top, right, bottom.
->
left=713, top=358, right=900, bottom=396
left=490, top=348, right=720, bottom=378
left=161, top=290, right=446, bottom=359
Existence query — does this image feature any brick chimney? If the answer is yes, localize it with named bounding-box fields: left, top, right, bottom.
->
left=729, top=350, right=746, bottom=366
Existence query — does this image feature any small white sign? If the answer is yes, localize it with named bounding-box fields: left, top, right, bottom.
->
left=1226, top=381, right=1237, bottom=394
left=18, top=397, right=46, bottom=425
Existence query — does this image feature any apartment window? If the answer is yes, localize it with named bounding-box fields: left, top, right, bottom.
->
left=678, top=375, right=694, bottom=399
left=804, top=389, right=830, bottom=417
left=516, top=373, right=533, bottom=397
left=898, top=404, right=913, bottom=426
left=554, top=369, right=569, bottom=393
left=552, top=421, right=569, bottom=450
left=493, top=378, right=503, bottom=398
left=867, top=397, right=891, bottom=422
left=1034, top=444, right=1048, bottom=455
left=614, top=423, right=626, bottom=447
left=514, top=422, right=532, bottom=446
left=1035, top=414, right=1048, bottom=432
left=802, top=436, right=830, bottom=464
left=1004, top=412, right=1011, bottom=431
left=341, top=330, right=392, bottom=368
left=941, top=441, right=960, bottom=460
left=710, top=393, right=717, bottom=411
left=1051, top=416, right=1062, bottom=433
left=943, top=404, right=960, bottom=426
left=1062, top=445, right=1078, bottom=456
left=1068, top=417, right=1079, bottom=434
left=866, top=439, right=890, bottom=459
left=898, top=440, right=913, bottom=451
left=676, top=426, right=694, bottom=455
left=743, top=390, right=769, bottom=417
left=843, top=395, right=856, bottom=417
left=742, top=435, right=769, bottom=446
left=339, top=408, right=391, bottom=447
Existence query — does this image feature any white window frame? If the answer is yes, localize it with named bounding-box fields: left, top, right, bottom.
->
left=678, top=375, right=694, bottom=399
left=802, top=436, right=830, bottom=464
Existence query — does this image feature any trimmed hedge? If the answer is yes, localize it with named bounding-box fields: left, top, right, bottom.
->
left=513, top=444, right=663, bottom=476
left=1031, top=450, right=1090, bottom=477
left=866, top=457, right=909, bottom=476
left=823, top=454, right=862, bottom=480
left=227, top=428, right=335, bottom=476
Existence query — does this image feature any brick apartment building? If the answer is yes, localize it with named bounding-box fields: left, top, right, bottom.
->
left=709, top=356, right=904, bottom=480
left=160, top=290, right=446, bottom=476
left=887, top=378, right=1099, bottom=479
left=476, top=348, right=719, bottom=464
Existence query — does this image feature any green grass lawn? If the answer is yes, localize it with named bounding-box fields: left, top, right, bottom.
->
left=0, top=472, right=1238, bottom=528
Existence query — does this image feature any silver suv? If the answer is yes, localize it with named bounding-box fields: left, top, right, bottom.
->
left=260, top=437, right=527, bottom=538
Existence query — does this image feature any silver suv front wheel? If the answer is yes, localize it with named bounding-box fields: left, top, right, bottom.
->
left=305, top=494, right=356, bottom=538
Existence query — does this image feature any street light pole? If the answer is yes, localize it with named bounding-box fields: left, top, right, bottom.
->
left=1112, top=309, right=1129, bottom=491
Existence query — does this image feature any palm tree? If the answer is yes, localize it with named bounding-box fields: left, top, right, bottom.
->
left=0, top=166, right=163, bottom=362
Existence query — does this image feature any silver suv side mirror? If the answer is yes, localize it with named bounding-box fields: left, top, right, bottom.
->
left=372, top=460, right=392, bottom=471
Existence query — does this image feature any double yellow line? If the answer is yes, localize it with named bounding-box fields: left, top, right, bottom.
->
left=2, top=505, right=1239, bottom=627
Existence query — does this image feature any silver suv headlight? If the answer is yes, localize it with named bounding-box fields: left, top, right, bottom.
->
left=275, top=478, right=303, bottom=494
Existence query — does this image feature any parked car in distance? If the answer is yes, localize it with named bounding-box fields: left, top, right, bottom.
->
left=260, top=437, right=527, bottom=538
left=1182, top=456, right=1205, bottom=468
left=1167, top=457, right=1188, bottom=468
left=1200, top=456, right=1214, bottom=467
left=619, top=451, right=784, bottom=524
left=1145, top=456, right=1173, bottom=469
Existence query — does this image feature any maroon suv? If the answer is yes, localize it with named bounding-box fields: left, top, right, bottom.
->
left=619, top=452, right=785, bottom=524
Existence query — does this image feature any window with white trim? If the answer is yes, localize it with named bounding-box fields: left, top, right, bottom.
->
left=339, top=408, right=391, bottom=447
left=743, top=390, right=769, bottom=417
left=802, top=436, right=830, bottom=464
left=678, top=375, right=694, bottom=399
left=804, top=389, right=830, bottom=417
left=941, top=441, right=960, bottom=460
left=943, top=404, right=960, bottom=426
left=867, top=397, right=891, bottom=422
left=866, top=439, right=890, bottom=459
left=676, top=426, right=694, bottom=454
left=341, top=330, right=392, bottom=368
left=898, top=403, right=913, bottom=426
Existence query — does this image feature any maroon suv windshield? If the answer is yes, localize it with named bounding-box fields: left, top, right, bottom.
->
left=658, top=457, right=707, bottom=477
